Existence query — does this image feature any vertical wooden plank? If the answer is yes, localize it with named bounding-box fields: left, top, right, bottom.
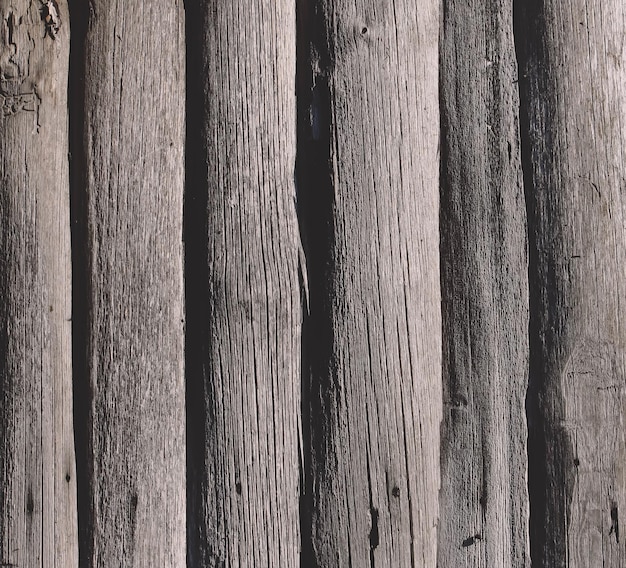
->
left=299, top=0, right=441, bottom=565
left=186, top=0, right=302, bottom=565
left=76, top=2, right=186, bottom=565
left=438, top=0, right=530, bottom=565
left=0, top=2, right=77, bottom=566
left=516, top=0, right=626, bottom=565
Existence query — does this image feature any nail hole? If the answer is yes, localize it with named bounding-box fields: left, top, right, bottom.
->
left=361, top=26, right=368, bottom=35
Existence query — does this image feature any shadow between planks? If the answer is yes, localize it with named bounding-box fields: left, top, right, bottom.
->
left=0, top=0, right=624, bottom=566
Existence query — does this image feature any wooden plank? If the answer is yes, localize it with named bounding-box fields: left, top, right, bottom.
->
left=185, top=0, right=303, bottom=565
left=437, top=0, right=530, bottom=565
left=0, top=1, right=77, bottom=566
left=298, top=1, right=441, bottom=565
left=75, top=2, right=186, bottom=565
left=516, top=0, right=626, bottom=565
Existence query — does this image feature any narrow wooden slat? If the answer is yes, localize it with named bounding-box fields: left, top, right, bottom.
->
left=299, top=1, right=441, bottom=565
left=517, top=1, right=626, bottom=565
left=186, top=0, right=302, bottom=565
left=438, top=0, right=530, bottom=565
left=0, top=2, right=77, bottom=566
left=77, top=2, right=186, bottom=565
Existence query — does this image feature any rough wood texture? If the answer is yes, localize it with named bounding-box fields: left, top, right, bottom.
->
left=0, top=1, right=77, bottom=566
left=299, top=0, right=441, bottom=565
left=76, top=2, right=186, bottom=565
left=438, top=0, right=530, bottom=566
left=185, top=1, right=303, bottom=565
left=516, top=0, right=626, bottom=565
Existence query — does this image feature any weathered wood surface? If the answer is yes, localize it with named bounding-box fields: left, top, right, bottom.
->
left=75, top=2, right=186, bottom=565
left=0, top=1, right=77, bottom=566
left=438, top=0, right=530, bottom=566
left=299, top=0, right=441, bottom=565
left=517, top=0, right=626, bottom=566
left=186, top=0, right=303, bottom=565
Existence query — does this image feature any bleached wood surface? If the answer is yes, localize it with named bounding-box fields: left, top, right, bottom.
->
left=2, top=2, right=625, bottom=566
left=76, top=2, right=186, bottom=565
left=0, top=1, right=77, bottom=566
left=299, top=1, right=442, bottom=565
left=186, top=0, right=303, bottom=565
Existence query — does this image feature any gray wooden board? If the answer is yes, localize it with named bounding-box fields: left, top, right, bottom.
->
left=517, top=0, right=626, bottom=565
left=0, top=1, right=77, bottom=566
left=186, top=0, right=303, bottom=566
left=301, top=0, right=442, bottom=565
left=78, top=2, right=186, bottom=565
left=438, top=0, right=530, bottom=565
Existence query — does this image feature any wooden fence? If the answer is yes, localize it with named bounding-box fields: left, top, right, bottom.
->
left=0, top=0, right=624, bottom=566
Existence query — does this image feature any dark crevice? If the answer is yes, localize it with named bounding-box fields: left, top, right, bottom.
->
left=183, top=0, right=210, bottom=566
left=513, top=2, right=549, bottom=566
left=67, top=1, right=93, bottom=566
left=296, top=0, right=337, bottom=565
left=295, top=0, right=313, bottom=566
left=610, top=503, right=619, bottom=543
left=513, top=2, right=576, bottom=567
left=369, top=508, right=379, bottom=552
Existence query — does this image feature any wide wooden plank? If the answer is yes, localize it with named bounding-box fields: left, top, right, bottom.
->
left=438, top=0, right=530, bottom=565
left=0, top=1, right=77, bottom=566
left=185, top=0, right=302, bottom=565
left=299, top=1, right=441, bottom=565
left=74, top=2, right=186, bottom=565
left=516, top=0, right=626, bottom=565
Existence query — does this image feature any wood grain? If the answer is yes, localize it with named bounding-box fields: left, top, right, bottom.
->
left=516, top=0, right=626, bottom=565
left=76, top=2, right=186, bottom=565
left=438, top=0, right=530, bottom=566
left=0, top=1, right=77, bottom=566
left=299, top=0, right=441, bottom=565
left=186, top=0, right=303, bottom=565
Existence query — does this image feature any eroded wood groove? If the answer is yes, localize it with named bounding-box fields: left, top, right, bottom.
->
left=438, top=0, right=530, bottom=565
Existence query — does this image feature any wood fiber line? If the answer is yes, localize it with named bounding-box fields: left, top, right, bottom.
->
left=0, top=1, right=77, bottom=566
left=438, top=0, right=530, bottom=566
left=516, top=0, right=626, bottom=565
left=186, top=0, right=303, bottom=566
left=77, top=2, right=186, bottom=565
left=299, top=0, right=441, bottom=565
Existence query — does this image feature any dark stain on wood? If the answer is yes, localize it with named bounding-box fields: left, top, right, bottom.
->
left=26, top=488, right=34, bottom=515
left=462, top=533, right=482, bottom=548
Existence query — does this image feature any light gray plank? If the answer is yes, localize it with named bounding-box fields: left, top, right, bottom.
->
left=517, top=1, right=626, bottom=565
left=186, top=0, right=303, bottom=565
left=0, top=1, right=77, bottom=566
left=77, top=2, right=186, bottom=565
left=438, top=0, right=530, bottom=565
left=300, top=1, right=441, bottom=565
